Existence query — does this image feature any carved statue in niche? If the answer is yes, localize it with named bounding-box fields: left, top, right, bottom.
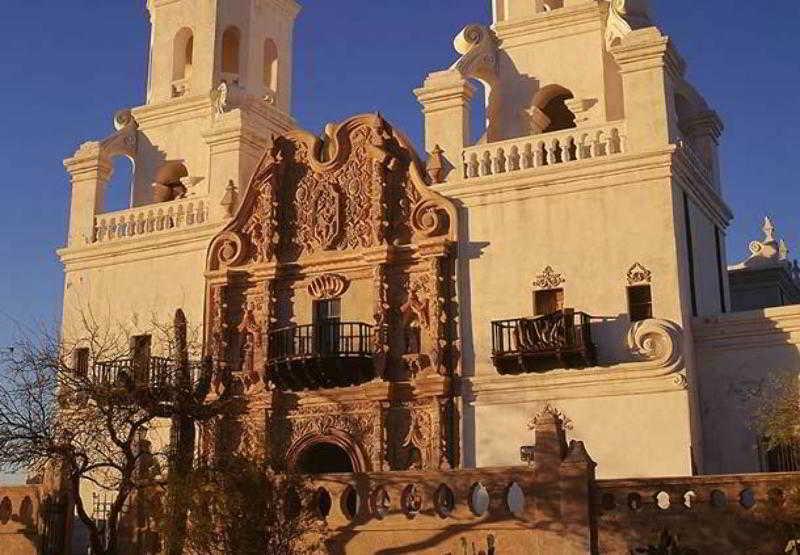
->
left=389, top=399, right=445, bottom=471
left=237, top=295, right=265, bottom=389
left=399, top=259, right=447, bottom=377
left=365, top=114, right=399, bottom=172
left=372, top=265, right=390, bottom=377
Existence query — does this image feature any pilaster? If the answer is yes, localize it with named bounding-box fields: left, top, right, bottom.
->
left=63, top=144, right=113, bottom=247
left=414, top=71, right=476, bottom=182
left=612, top=27, right=686, bottom=152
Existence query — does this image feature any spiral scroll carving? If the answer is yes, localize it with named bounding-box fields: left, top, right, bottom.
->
left=627, top=319, right=683, bottom=370
left=411, top=200, right=448, bottom=238
left=453, top=24, right=488, bottom=55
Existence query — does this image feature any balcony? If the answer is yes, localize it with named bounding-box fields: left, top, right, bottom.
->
left=491, top=309, right=596, bottom=375
left=90, top=356, right=206, bottom=392
left=267, top=322, right=376, bottom=392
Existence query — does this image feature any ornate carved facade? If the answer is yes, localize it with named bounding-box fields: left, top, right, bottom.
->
left=204, top=114, right=458, bottom=472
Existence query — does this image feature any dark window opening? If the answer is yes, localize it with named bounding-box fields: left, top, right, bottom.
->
left=296, top=443, right=354, bottom=474
left=534, top=288, right=564, bottom=316
left=74, top=348, right=90, bottom=377
left=542, top=94, right=576, bottom=133
left=627, top=285, right=653, bottom=322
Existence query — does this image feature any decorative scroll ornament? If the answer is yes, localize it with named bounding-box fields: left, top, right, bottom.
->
left=307, top=274, right=349, bottom=300
left=533, top=266, right=566, bottom=289
left=606, top=0, right=652, bottom=49
left=400, top=400, right=440, bottom=471
left=451, top=24, right=499, bottom=85
left=627, top=262, right=652, bottom=285
left=627, top=318, right=684, bottom=372
left=99, top=109, right=138, bottom=160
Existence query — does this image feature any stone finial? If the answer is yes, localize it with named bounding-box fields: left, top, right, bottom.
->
left=221, top=180, right=238, bottom=217
left=763, top=216, right=776, bottom=243
left=735, top=216, right=793, bottom=270
left=426, top=145, right=446, bottom=184
left=780, top=239, right=789, bottom=261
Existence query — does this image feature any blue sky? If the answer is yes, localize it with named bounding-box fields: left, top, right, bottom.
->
left=0, top=0, right=798, bottom=345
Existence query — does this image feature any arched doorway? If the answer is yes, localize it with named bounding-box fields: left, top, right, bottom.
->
left=296, top=442, right=354, bottom=474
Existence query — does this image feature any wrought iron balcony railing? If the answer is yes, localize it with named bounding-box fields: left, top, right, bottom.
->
left=90, top=356, right=206, bottom=391
left=491, top=309, right=596, bottom=375
left=267, top=322, right=376, bottom=392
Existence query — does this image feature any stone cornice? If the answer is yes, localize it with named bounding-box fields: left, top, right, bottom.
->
left=132, top=96, right=215, bottom=130
left=493, top=3, right=604, bottom=46
left=57, top=222, right=224, bottom=271
left=463, top=370, right=687, bottom=405
left=414, top=74, right=476, bottom=114
left=693, top=305, right=800, bottom=351
left=611, top=28, right=686, bottom=80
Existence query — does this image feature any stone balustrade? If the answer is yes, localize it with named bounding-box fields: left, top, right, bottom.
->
left=93, top=197, right=208, bottom=243
left=461, top=121, right=627, bottom=181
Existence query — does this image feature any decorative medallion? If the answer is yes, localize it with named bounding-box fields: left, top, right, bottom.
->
left=533, top=266, right=566, bottom=289
left=627, top=262, right=652, bottom=285
left=307, top=273, right=349, bottom=300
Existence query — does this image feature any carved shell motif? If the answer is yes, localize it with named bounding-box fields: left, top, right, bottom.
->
left=308, top=274, right=349, bottom=300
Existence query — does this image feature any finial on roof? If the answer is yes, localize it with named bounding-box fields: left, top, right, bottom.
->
left=763, top=216, right=776, bottom=243
left=779, top=239, right=789, bottom=260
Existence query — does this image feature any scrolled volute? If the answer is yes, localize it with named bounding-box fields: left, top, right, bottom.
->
left=411, top=200, right=450, bottom=239
left=209, top=231, right=246, bottom=270
left=627, top=318, right=683, bottom=371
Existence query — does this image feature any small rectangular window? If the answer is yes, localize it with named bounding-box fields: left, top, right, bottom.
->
left=627, top=285, right=653, bottom=322
left=74, top=348, right=90, bottom=377
left=534, top=288, right=564, bottom=315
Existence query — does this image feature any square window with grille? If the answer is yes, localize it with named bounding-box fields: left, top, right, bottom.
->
left=627, top=285, right=653, bottom=322
left=534, top=288, right=564, bottom=316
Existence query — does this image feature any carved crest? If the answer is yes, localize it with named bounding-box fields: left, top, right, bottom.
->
left=206, top=114, right=457, bottom=271
left=533, top=266, right=566, bottom=289
left=627, top=262, right=652, bottom=285
left=308, top=274, right=349, bottom=300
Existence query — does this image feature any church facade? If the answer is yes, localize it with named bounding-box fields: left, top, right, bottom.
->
left=49, top=0, right=800, bottom=551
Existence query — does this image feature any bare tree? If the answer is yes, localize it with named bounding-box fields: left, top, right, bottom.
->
left=0, top=311, right=235, bottom=555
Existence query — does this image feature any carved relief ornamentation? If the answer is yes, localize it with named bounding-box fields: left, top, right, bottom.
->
left=237, top=290, right=266, bottom=390
left=208, top=114, right=455, bottom=268
left=208, top=285, right=229, bottom=393
left=307, top=273, right=349, bottom=300
left=399, top=399, right=443, bottom=471
left=399, top=258, right=448, bottom=377
left=533, top=266, right=566, bottom=289
left=451, top=24, right=499, bottom=87
left=372, top=265, right=390, bottom=378
left=627, top=262, right=652, bottom=285
left=284, top=402, right=381, bottom=471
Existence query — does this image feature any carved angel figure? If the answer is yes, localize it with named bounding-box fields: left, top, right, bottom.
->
left=212, top=81, right=229, bottom=118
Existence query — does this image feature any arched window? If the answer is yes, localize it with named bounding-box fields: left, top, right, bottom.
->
left=103, top=156, right=135, bottom=213
left=221, top=26, right=241, bottom=77
left=531, top=85, right=576, bottom=134
left=263, top=38, right=278, bottom=92
left=172, top=28, right=194, bottom=82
